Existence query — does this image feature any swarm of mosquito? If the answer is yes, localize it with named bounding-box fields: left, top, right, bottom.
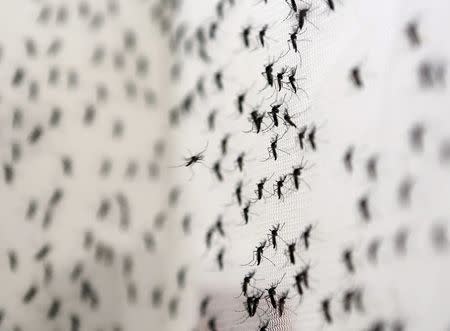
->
left=2, top=0, right=449, bottom=330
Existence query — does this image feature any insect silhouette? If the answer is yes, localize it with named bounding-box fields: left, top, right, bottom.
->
left=287, top=241, right=299, bottom=264
left=49, top=188, right=63, bottom=207
left=410, top=124, right=424, bottom=151
left=242, top=202, right=251, bottom=224
left=307, top=125, right=317, bottom=150
left=366, top=155, right=378, bottom=180
left=169, top=108, right=180, bottom=127
left=440, top=140, right=450, bottom=164
left=367, top=320, right=386, bottom=331
left=181, top=93, right=194, bottom=114
left=28, top=125, right=43, bottom=144
left=255, top=241, right=269, bottom=265
left=297, top=7, right=312, bottom=31
left=12, top=67, right=25, bottom=87
left=3, top=164, right=14, bottom=184
left=126, top=161, right=140, bottom=179
left=47, top=298, right=61, bottom=319
left=235, top=181, right=243, bottom=205
left=217, top=247, right=225, bottom=270
left=200, top=296, right=210, bottom=316
left=177, top=267, right=187, bottom=289
left=154, top=211, right=167, bottom=230
left=343, top=146, right=354, bottom=172
left=350, top=66, right=363, bottom=88
left=300, top=224, right=313, bottom=249
left=418, top=59, right=442, bottom=87
left=11, top=141, right=21, bottom=163
left=367, top=238, right=381, bottom=264
left=212, top=160, right=224, bottom=181
left=266, top=274, right=286, bottom=309
left=168, top=296, right=179, bottom=318
left=321, top=298, right=333, bottom=323
left=249, top=109, right=266, bottom=133
left=342, top=288, right=364, bottom=313
left=81, top=279, right=99, bottom=308
left=38, top=5, right=52, bottom=23
left=358, top=195, right=371, bottom=221
left=182, top=214, right=191, bottom=235
left=287, top=67, right=302, bottom=94
left=196, top=26, right=206, bottom=46
left=116, top=193, right=130, bottom=230
left=398, top=177, right=414, bottom=206
left=353, top=288, right=364, bottom=312
left=208, top=317, right=217, bottom=331
left=152, top=287, right=163, bottom=307
left=394, top=228, right=409, bottom=255
left=216, top=1, right=224, bottom=19
left=301, top=265, right=311, bottom=289
left=242, top=294, right=257, bottom=318
left=84, top=105, right=96, bottom=125
left=268, top=100, right=283, bottom=128
left=35, top=243, right=52, bottom=261
left=294, top=265, right=310, bottom=296
left=250, top=292, right=264, bottom=316
left=289, top=28, right=301, bottom=53
left=293, top=272, right=304, bottom=296
left=259, top=320, right=270, bottom=331
left=325, top=0, right=335, bottom=10
left=200, top=46, right=211, bottom=63
left=256, top=177, right=268, bottom=200
left=70, top=314, right=80, bottom=331
left=263, top=60, right=275, bottom=87
left=48, top=67, right=60, bottom=86
left=431, top=223, right=448, bottom=251
left=83, top=230, right=94, bottom=250
left=196, top=76, right=205, bottom=97
left=168, top=187, right=180, bottom=207
left=209, top=21, right=218, bottom=40
left=298, top=126, right=307, bottom=149
left=214, top=70, right=223, bottom=90
left=406, top=20, right=420, bottom=47
left=221, top=134, right=231, bottom=156
left=275, top=175, right=288, bottom=199
left=343, top=289, right=355, bottom=312
left=236, top=91, right=248, bottom=115
left=342, top=248, right=355, bottom=273
left=241, top=26, right=252, bottom=48
left=215, top=215, right=226, bottom=237
left=277, top=67, right=287, bottom=91
left=268, top=134, right=280, bottom=161
left=13, top=108, right=23, bottom=129
left=292, top=159, right=311, bottom=190
left=259, top=25, right=268, bottom=47
left=269, top=223, right=286, bottom=249
left=70, top=262, right=84, bottom=282
left=207, top=110, right=217, bottom=131
left=143, top=232, right=155, bottom=252
left=283, top=109, right=297, bottom=128
left=22, top=284, right=39, bottom=304
left=287, top=0, right=298, bottom=14
left=240, top=270, right=256, bottom=297
left=236, top=152, right=245, bottom=172
left=43, top=262, right=53, bottom=284
left=127, top=282, right=138, bottom=303
left=278, top=291, right=289, bottom=317
left=175, top=144, right=208, bottom=168
left=244, top=241, right=274, bottom=266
